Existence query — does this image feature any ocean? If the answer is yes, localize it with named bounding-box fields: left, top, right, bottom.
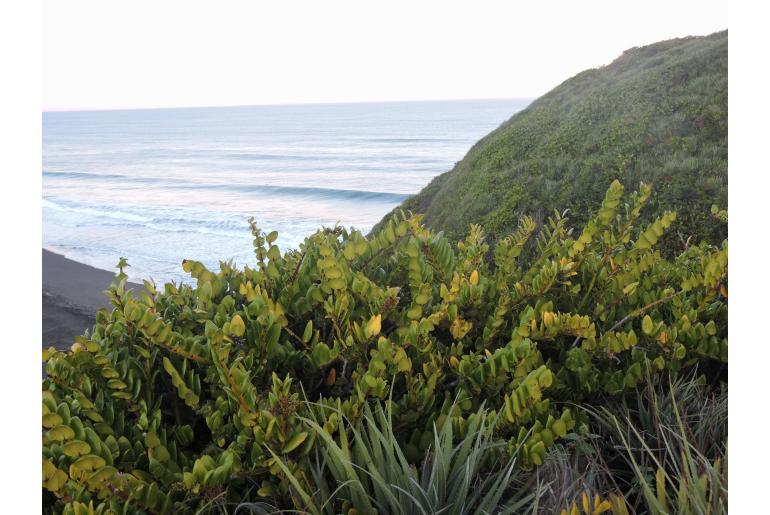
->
left=43, top=99, right=529, bottom=284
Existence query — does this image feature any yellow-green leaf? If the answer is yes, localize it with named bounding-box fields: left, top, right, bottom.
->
left=365, top=314, right=382, bottom=338
left=42, top=413, right=63, bottom=428
left=642, top=315, right=654, bottom=335
left=593, top=500, right=613, bottom=514
left=44, top=469, right=68, bottom=492
left=282, top=431, right=308, bottom=454
left=257, top=482, right=274, bottom=497
left=46, top=425, right=75, bottom=442
left=622, top=282, right=639, bottom=295
left=145, top=431, right=161, bottom=448
left=302, top=320, right=313, bottom=343
left=231, top=314, right=246, bottom=337
left=86, top=466, right=117, bottom=485
left=62, top=440, right=91, bottom=457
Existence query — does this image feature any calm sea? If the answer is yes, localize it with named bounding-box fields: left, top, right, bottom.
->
left=43, top=99, right=529, bottom=284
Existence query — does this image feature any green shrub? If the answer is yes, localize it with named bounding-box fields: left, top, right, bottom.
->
left=42, top=181, right=727, bottom=513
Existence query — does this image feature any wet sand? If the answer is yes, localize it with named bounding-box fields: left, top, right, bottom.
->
left=42, top=249, right=139, bottom=351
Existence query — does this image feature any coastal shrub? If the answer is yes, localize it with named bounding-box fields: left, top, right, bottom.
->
left=42, top=181, right=727, bottom=513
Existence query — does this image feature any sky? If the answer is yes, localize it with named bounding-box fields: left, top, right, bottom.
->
left=43, top=0, right=727, bottom=111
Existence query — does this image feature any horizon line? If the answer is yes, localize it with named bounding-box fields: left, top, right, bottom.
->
left=42, top=96, right=536, bottom=114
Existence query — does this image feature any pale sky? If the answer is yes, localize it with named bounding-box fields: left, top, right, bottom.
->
left=43, top=0, right=727, bottom=111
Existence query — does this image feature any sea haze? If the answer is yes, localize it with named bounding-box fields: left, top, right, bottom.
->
left=43, top=99, right=529, bottom=284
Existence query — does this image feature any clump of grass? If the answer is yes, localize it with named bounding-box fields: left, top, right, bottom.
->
left=253, top=401, right=540, bottom=515
left=532, top=440, right=621, bottom=513
left=531, top=374, right=726, bottom=514
left=586, top=374, right=727, bottom=514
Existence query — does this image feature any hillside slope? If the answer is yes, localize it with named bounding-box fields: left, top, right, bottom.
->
left=377, top=31, right=727, bottom=246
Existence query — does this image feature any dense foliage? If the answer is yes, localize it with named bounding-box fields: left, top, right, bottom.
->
left=42, top=181, right=727, bottom=513
left=376, top=31, right=727, bottom=248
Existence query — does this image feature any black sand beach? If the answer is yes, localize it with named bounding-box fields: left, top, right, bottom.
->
left=42, top=249, right=139, bottom=351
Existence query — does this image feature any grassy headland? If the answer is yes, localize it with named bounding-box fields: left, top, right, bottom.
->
left=376, top=31, right=727, bottom=248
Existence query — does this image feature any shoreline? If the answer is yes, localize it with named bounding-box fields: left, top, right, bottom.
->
left=42, top=249, right=140, bottom=352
